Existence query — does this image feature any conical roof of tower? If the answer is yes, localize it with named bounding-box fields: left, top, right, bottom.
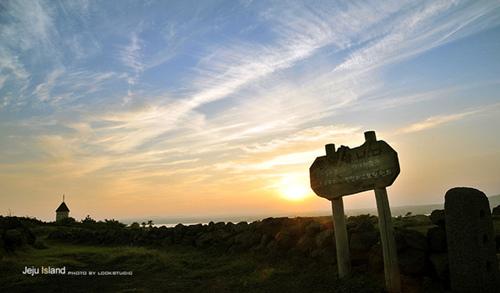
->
left=56, top=202, right=70, bottom=212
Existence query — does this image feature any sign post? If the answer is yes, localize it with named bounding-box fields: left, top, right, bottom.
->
left=331, top=197, right=351, bottom=277
left=374, top=187, right=400, bottom=293
left=309, top=131, right=401, bottom=293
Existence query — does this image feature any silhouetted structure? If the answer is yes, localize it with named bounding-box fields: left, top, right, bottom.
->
left=445, top=187, right=500, bottom=292
left=56, top=195, right=70, bottom=222
left=309, top=131, right=401, bottom=293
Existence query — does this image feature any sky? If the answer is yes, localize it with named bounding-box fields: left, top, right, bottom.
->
left=1, top=0, right=500, bottom=222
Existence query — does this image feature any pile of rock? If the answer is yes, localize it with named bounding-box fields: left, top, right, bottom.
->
left=426, top=209, right=449, bottom=285
left=46, top=206, right=500, bottom=288
left=185, top=217, right=338, bottom=262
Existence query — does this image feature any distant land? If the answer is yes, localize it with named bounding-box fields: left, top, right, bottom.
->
left=121, top=194, right=500, bottom=227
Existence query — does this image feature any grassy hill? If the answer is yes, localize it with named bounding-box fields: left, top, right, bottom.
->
left=1, top=240, right=383, bottom=293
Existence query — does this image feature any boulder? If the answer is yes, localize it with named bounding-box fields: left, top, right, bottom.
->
left=214, top=222, right=226, bottom=230
left=274, top=231, right=295, bottom=251
left=402, top=215, right=432, bottom=227
left=315, top=229, right=334, bottom=249
left=251, top=234, right=271, bottom=253
left=225, top=222, right=235, bottom=232
left=350, top=231, right=378, bottom=252
left=319, top=219, right=334, bottom=231
left=349, top=215, right=376, bottom=233
left=207, top=221, right=225, bottom=232
left=305, top=220, right=322, bottom=237
left=266, top=239, right=280, bottom=256
left=195, top=232, right=215, bottom=248
left=350, top=231, right=379, bottom=264
left=234, top=221, right=248, bottom=233
left=492, top=205, right=500, bottom=216
left=259, top=217, right=286, bottom=236
left=429, top=253, right=449, bottom=283
left=161, top=237, right=173, bottom=246
left=427, top=226, right=447, bottom=253
left=295, top=235, right=316, bottom=255
left=310, top=248, right=336, bottom=263
left=173, top=223, right=186, bottom=235
left=259, top=234, right=271, bottom=247
left=430, top=209, right=445, bottom=227
left=187, top=223, right=204, bottom=235
left=283, top=221, right=305, bottom=238
left=368, top=244, right=383, bottom=272
left=395, top=228, right=428, bottom=252
left=233, top=230, right=261, bottom=250
left=398, top=248, right=427, bottom=275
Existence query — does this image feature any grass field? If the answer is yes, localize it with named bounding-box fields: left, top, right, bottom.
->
left=5, top=213, right=497, bottom=292
left=0, top=239, right=384, bottom=293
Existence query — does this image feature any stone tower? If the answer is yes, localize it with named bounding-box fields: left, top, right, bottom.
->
left=55, top=195, right=70, bottom=222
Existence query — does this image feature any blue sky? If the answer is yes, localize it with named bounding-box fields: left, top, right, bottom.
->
left=1, top=0, right=500, bottom=220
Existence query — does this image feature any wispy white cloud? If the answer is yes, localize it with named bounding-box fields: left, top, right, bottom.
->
left=50, top=0, right=500, bottom=162
left=242, top=125, right=361, bottom=154
left=2, top=0, right=500, bottom=217
left=121, top=33, right=143, bottom=69
left=33, top=68, right=64, bottom=102
left=398, top=110, right=478, bottom=134
left=0, top=75, right=7, bottom=91
left=119, top=31, right=146, bottom=91
left=335, top=0, right=500, bottom=73
left=103, top=3, right=388, bottom=156
left=0, top=0, right=56, bottom=52
left=166, top=0, right=499, bottom=153
left=0, top=47, right=30, bottom=81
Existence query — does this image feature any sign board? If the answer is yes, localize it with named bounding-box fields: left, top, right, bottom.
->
left=309, top=139, right=399, bottom=200
left=309, top=131, right=402, bottom=292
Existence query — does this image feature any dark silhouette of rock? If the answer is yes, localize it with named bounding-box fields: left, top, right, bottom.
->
left=274, top=231, right=295, bottom=251
left=350, top=231, right=378, bottom=251
left=427, top=226, right=447, bottom=253
left=349, top=231, right=379, bottom=263
left=395, top=228, right=428, bottom=252
left=295, top=234, right=316, bottom=255
left=349, top=215, right=377, bottom=232
left=258, top=217, right=285, bottom=236
left=305, top=220, right=321, bottom=237
left=349, top=231, right=379, bottom=261
left=310, top=247, right=336, bottom=263
left=195, top=232, right=215, bottom=248
left=233, top=230, right=261, bottom=250
left=368, top=244, right=383, bottom=272
left=429, top=209, right=445, bottom=227
left=315, top=229, right=334, bottom=249
left=398, top=248, right=427, bottom=275
left=401, top=215, right=432, bottom=227
left=445, top=187, right=500, bottom=292
left=492, top=205, right=500, bottom=216
left=429, top=253, right=449, bottom=285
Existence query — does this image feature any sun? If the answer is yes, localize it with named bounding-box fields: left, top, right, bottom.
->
left=278, top=176, right=310, bottom=201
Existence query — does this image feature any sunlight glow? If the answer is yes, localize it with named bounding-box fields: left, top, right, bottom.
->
left=278, top=176, right=311, bottom=201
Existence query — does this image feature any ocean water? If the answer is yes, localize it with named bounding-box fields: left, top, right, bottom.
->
left=126, top=194, right=500, bottom=227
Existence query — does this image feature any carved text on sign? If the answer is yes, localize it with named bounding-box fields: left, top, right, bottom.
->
left=309, top=140, right=399, bottom=199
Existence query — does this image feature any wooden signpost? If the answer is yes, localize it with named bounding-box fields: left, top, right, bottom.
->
left=309, top=131, right=401, bottom=293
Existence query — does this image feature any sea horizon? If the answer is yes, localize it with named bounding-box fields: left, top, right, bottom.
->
left=124, top=194, right=500, bottom=226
